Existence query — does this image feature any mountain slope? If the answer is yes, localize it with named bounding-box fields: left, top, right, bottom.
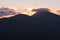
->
left=0, top=11, right=60, bottom=40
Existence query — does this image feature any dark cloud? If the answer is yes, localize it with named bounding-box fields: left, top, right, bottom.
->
left=0, top=7, right=18, bottom=18
left=32, top=8, right=50, bottom=13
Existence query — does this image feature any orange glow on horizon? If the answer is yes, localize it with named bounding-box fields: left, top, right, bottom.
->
left=0, top=7, right=60, bottom=19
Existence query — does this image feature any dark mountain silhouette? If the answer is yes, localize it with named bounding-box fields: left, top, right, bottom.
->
left=0, top=9, right=60, bottom=40
left=0, top=14, right=47, bottom=40
left=32, top=10, right=60, bottom=40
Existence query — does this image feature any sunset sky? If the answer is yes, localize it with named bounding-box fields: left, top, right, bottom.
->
left=0, top=0, right=60, bottom=10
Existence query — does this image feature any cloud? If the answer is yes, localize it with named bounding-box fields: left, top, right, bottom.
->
left=31, top=8, right=51, bottom=16
left=32, top=8, right=50, bottom=13
left=0, top=7, right=18, bottom=18
left=32, top=8, right=60, bottom=16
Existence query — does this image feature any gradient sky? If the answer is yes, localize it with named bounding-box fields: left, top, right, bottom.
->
left=0, top=0, right=60, bottom=10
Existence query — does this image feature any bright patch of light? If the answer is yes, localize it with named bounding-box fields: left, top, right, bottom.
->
left=26, top=8, right=33, bottom=11
left=9, top=7, right=18, bottom=11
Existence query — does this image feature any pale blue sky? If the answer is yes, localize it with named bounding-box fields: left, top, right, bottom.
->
left=0, top=0, right=60, bottom=9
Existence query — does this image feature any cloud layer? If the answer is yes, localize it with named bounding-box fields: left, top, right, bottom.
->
left=0, top=7, right=60, bottom=18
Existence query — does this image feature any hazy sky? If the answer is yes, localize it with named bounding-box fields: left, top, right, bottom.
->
left=0, top=0, right=60, bottom=9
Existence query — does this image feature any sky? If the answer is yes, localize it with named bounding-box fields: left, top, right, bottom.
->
left=0, top=0, right=60, bottom=10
